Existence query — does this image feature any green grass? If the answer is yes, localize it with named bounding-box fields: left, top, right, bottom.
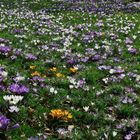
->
left=0, top=0, right=140, bottom=139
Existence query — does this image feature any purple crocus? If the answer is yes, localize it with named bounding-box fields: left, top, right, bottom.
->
left=92, top=54, right=101, bottom=61
left=14, top=49, right=22, bottom=56
left=77, top=79, right=85, bottom=88
left=9, top=83, right=29, bottom=94
left=12, top=123, right=20, bottom=129
left=0, top=46, right=11, bottom=54
left=0, top=84, right=6, bottom=91
left=67, top=58, right=77, bottom=65
left=125, top=87, right=134, bottom=93
left=0, top=115, right=10, bottom=129
left=0, top=76, right=4, bottom=82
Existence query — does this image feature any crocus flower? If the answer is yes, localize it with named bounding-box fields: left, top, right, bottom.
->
left=0, top=38, right=9, bottom=43
left=9, top=83, right=29, bottom=94
left=3, top=95, right=23, bottom=104
left=25, top=54, right=37, bottom=60
left=125, top=38, right=133, bottom=45
left=12, top=123, right=20, bottom=129
left=128, top=47, right=137, bottom=54
left=9, top=106, right=19, bottom=112
left=0, top=115, right=10, bottom=129
left=0, top=46, right=11, bottom=54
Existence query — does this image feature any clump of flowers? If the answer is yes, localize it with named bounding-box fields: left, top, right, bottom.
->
left=50, top=87, right=58, bottom=94
left=8, top=83, right=29, bottom=94
left=3, top=95, right=23, bottom=104
left=69, top=67, right=78, bottom=73
left=31, top=71, right=41, bottom=77
left=29, top=65, right=36, bottom=70
left=68, top=76, right=89, bottom=91
left=50, top=67, right=57, bottom=72
left=56, top=73, right=64, bottom=78
left=49, top=109, right=72, bottom=122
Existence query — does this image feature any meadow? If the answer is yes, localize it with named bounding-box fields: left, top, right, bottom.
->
left=0, top=0, right=140, bottom=139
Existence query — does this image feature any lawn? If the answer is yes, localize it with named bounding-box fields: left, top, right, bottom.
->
left=0, top=0, right=140, bottom=139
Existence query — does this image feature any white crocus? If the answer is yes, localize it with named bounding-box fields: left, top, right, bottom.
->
left=0, top=71, right=8, bottom=78
left=9, top=106, right=19, bottom=112
left=83, top=106, right=89, bottom=112
left=15, top=76, right=25, bottom=82
left=3, top=95, right=23, bottom=104
left=50, top=87, right=58, bottom=94
left=50, top=87, right=55, bottom=93
left=109, top=69, right=115, bottom=74
left=113, top=131, right=117, bottom=137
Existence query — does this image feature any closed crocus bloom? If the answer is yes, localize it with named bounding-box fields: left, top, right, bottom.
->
left=9, top=106, right=19, bottom=112
left=12, top=123, right=20, bottom=129
left=0, top=115, right=10, bottom=129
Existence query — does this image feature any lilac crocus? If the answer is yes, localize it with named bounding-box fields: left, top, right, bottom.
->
left=77, top=79, right=86, bottom=88
left=125, top=87, right=134, bottom=93
left=0, top=115, right=10, bottom=129
left=124, top=134, right=132, bottom=140
left=25, top=54, right=37, bottom=60
left=115, top=68, right=124, bottom=74
left=0, top=38, right=8, bottom=43
left=98, top=65, right=111, bottom=70
left=125, top=38, right=133, bottom=45
left=128, top=47, right=137, bottom=54
left=92, top=54, right=101, bottom=61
